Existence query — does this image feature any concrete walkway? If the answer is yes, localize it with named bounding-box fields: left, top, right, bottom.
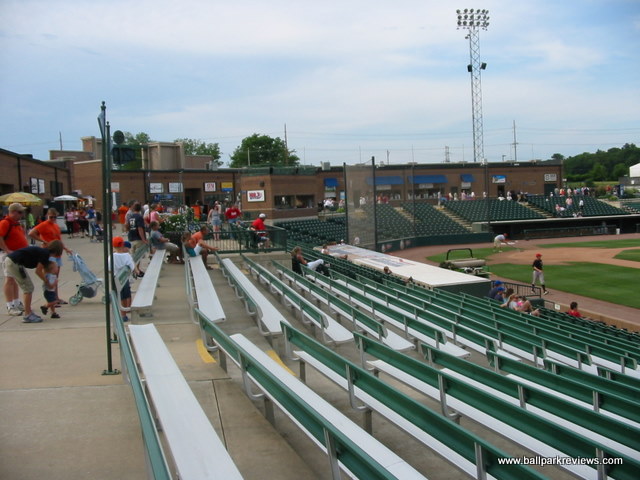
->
left=0, top=235, right=316, bottom=480
left=2, top=233, right=636, bottom=479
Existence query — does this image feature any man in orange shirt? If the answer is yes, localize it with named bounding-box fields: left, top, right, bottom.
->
left=190, top=225, right=218, bottom=269
left=0, top=203, right=29, bottom=315
left=28, top=208, right=72, bottom=304
left=118, top=202, right=129, bottom=233
left=192, top=200, right=202, bottom=221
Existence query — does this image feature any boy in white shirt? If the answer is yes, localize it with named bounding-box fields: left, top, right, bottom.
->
left=111, top=236, right=140, bottom=322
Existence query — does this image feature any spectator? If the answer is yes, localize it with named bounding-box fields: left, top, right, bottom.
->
left=111, top=236, right=141, bottom=322
left=28, top=208, right=72, bottom=305
left=207, top=201, right=222, bottom=240
left=567, top=301, right=582, bottom=318
left=250, top=213, right=270, bottom=248
left=0, top=203, right=29, bottom=316
left=117, top=202, right=129, bottom=233
left=149, top=221, right=180, bottom=263
left=24, top=207, right=36, bottom=245
left=187, top=226, right=218, bottom=269
left=499, top=289, right=516, bottom=309
left=290, top=246, right=330, bottom=276
left=77, top=207, right=89, bottom=238
left=192, top=200, right=203, bottom=221
left=64, top=207, right=77, bottom=238
left=487, top=280, right=503, bottom=299
left=225, top=203, right=242, bottom=225
left=127, top=202, right=147, bottom=275
left=86, top=204, right=97, bottom=239
left=517, top=296, right=541, bottom=316
left=149, top=203, right=163, bottom=225
left=39, top=260, right=60, bottom=319
left=3, top=240, right=64, bottom=323
left=493, top=287, right=506, bottom=303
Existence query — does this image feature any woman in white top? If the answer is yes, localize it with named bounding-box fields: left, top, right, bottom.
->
left=207, top=201, right=222, bottom=240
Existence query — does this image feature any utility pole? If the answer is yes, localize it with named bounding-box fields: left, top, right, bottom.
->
left=284, top=123, right=289, bottom=165
left=512, top=120, right=519, bottom=162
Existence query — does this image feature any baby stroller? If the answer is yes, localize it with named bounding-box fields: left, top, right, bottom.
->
left=68, top=253, right=104, bottom=305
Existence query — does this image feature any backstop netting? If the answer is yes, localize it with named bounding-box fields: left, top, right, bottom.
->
left=344, top=160, right=379, bottom=250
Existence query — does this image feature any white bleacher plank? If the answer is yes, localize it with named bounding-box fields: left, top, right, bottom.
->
left=221, top=258, right=290, bottom=336
left=366, top=359, right=600, bottom=480
left=189, top=257, right=225, bottom=323
left=280, top=266, right=415, bottom=352
left=230, top=334, right=426, bottom=480
left=129, top=324, right=243, bottom=480
left=131, top=250, right=167, bottom=313
left=291, top=349, right=491, bottom=480
left=505, top=373, right=640, bottom=429
left=247, top=259, right=352, bottom=345
left=439, top=367, right=640, bottom=461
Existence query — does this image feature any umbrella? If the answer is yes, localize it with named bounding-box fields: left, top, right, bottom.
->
left=0, top=192, right=43, bottom=206
left=54, top=195, right=79, bottom=201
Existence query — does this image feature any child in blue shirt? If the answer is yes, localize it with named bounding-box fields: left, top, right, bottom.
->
left=40, top=261, right=60, bottom=319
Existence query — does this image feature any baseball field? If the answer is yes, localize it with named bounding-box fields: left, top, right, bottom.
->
left=424, top=237, right=640, bottom=309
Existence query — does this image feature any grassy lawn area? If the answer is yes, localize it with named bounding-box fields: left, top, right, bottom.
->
left=488, top=262, right=640, bottom=309
left=541, top=239, right=640, bottom=249
left=614, top=249, right=640, bottom=262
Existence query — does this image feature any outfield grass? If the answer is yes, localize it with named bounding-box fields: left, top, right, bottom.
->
left=488, top=262, right=640, bottom=309
left=541, top=239, right=640, bottom=249
left=614, top=249, right=640, bottom=262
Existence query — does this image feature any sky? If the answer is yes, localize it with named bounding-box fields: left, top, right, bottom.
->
left=1, top=0, right=639, bottom=167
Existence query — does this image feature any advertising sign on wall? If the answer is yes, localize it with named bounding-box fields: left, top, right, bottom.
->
left=491, top=175, right=506, bottom=184
left=149, top=183, right=164, bottom=193
left=168, top=182, right=183, bottom=193
left=204, top=182, right=217, bottom=192
left=247, top=190, right=265, bottom=202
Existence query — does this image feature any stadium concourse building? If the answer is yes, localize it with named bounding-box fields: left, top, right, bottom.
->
left=4, top=135, right=564, bottom=217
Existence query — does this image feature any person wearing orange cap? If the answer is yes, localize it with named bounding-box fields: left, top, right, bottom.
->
left=531, top=253, right=549, bottom=295
left=111, top=236, right=141, bottom=322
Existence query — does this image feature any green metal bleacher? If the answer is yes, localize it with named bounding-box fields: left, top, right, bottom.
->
left=354, top=334, right=640, bottom=478
left=195, top=309, right=427, bottom=480
left=318, top=267, right=640, bottom=376
left=282, top=324, right=547, bottom=480
left=402, top=202, right=469, bottom=235
left=527, top=195, right=629, bottom=217
left=444, top=199, right=545, bottom=222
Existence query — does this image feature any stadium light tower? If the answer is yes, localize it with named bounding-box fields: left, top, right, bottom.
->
left=456, top=8, right=490, bottom=164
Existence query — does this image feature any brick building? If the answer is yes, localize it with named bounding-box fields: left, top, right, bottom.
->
left=2, top=137, right=564, bottom=222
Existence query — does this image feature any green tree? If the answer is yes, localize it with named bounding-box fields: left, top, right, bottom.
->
left=612, top=162, right=628, bottom=180
left=175, top=138, right=222, bottom=166
left=550, top=153, right=564, bottom=162
left=123, top=131, right=152, bottom=145
left=590, top=162, right=607, bottom=181
left=229, top=134, right=300, bottom=168
left=562, top=143, right=639, bottom=180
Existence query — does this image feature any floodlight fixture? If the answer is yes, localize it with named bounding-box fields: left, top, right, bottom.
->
left=456, top=8, right=490, bottom=164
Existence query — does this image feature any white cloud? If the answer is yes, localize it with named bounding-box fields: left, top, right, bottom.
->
left=0, top=0, right=638, bottom=164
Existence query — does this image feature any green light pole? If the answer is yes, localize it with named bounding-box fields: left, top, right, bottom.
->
left=99, top=101, right=120, bottom=376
